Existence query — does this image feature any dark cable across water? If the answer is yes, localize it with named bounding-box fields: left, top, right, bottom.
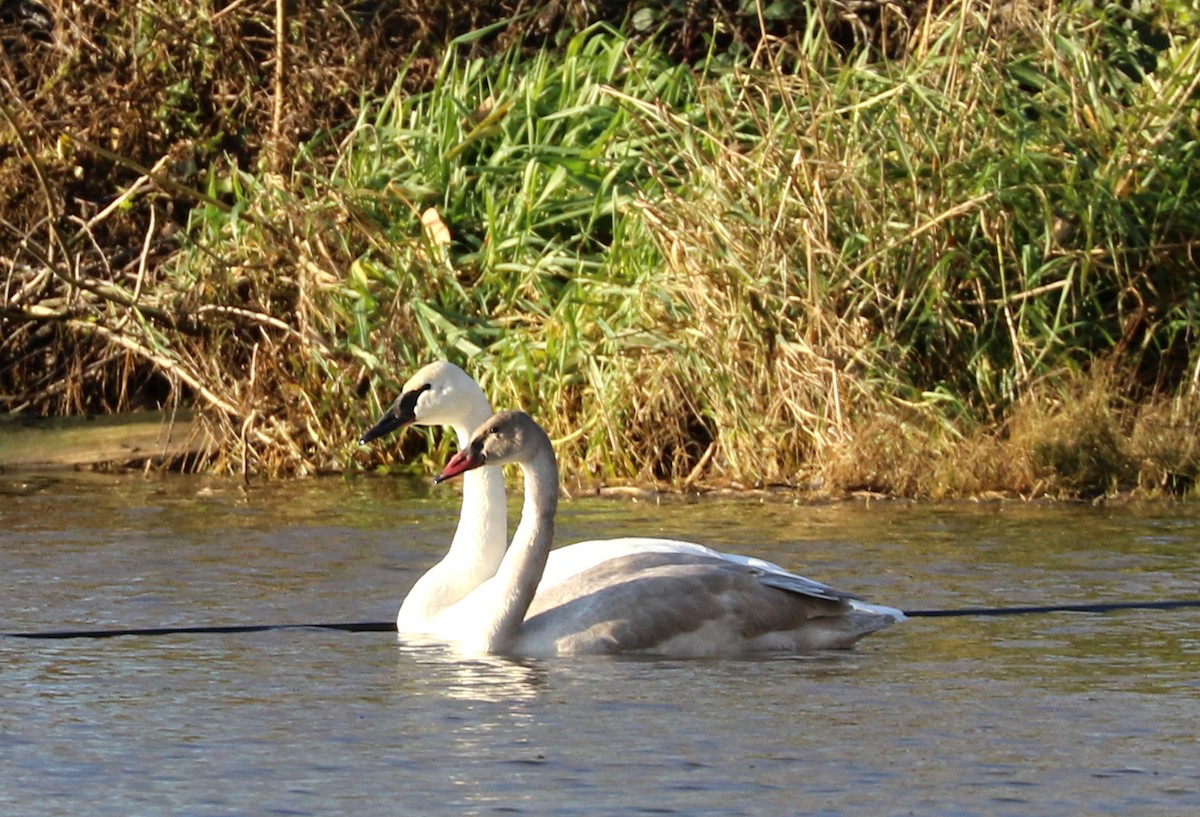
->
left=901, top=598, right=1200, bottom=618
left=5, top=622, right=397, bottom=640
left=5, top=599, right=1200, bottom=640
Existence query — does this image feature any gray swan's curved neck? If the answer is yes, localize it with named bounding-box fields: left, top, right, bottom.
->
left=476, top=443, right=558, bottom=653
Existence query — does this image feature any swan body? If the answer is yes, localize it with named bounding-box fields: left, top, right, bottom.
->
left=361, top=361, right=902, bottom=650
left=431, top=411, right=902, bottom=657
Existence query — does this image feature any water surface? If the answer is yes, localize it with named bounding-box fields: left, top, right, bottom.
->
left=2, top=473, right=1198, bottom=816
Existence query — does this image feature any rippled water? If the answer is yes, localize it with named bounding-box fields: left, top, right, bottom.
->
left=2, top=473, right=1198, bottom=816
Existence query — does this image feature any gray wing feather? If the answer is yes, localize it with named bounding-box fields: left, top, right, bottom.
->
left=755, top=570, right=860, bottom=602
left=522, top=552, right=860, bottom=653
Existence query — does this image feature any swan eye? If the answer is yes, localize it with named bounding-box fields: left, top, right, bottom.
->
left=398, top=382, right=432, bottom=417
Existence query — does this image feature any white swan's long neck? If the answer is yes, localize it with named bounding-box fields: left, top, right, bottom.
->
left=474, top=444, right=558, bottom=654
left=444, top=413, right=508, bottom=578
left=397, top=407, right=508, bottom=632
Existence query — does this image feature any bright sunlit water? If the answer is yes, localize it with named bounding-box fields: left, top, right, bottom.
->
left=2, top=472, right=1198, bottom=816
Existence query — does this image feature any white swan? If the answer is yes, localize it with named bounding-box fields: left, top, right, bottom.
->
left=430, top=410, right=901, bottom=656
left=360, top=362, right=508, bottom=633
left=360, top=361, right=904, bottom=641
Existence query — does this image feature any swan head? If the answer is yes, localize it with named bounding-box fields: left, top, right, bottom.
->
left=359, top=361, right=491, bottom=445
left=434, top=410, right=546, bottom=484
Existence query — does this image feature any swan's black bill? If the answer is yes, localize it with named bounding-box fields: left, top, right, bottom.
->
left=359, top=383, right=431, bottom=445
left=359, top=410, right=408, bottom=445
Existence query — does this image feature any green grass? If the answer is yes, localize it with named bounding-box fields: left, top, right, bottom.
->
left=8, top=1, right=1200, bottom=496
left=172, top=3, right=1200, bottom=493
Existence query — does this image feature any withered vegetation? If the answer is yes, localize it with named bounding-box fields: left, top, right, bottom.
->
left=2, top=1, right=1199, bottom=498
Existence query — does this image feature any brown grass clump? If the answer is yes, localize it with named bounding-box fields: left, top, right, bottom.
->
left=1008, top=374, right=1137, bottom=498
left=817, top=366, right=1200, bottom=501
left=820, top=406, right=1041, bottom=499
left=1129, top=391, right=1200, bottom=496
left=1004, top=367, right=1200, bottom=499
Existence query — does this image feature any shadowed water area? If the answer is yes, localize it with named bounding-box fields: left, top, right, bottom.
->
left=2, top=473, right=1198, bottom=816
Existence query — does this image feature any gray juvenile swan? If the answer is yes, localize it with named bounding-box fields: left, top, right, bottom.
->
left=429, top=410, right=902, bottom=657
left=361, top=361, right=903, bottom=639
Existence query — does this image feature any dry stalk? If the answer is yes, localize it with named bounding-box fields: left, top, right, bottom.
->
left=73, top=154, right=171, bottom=241
left=69, top=318, right=269, bottom=444
left=193, top=304, right=328, bottom=352
left=63, top=135, right=245, bottom=224
left=270, top=0, right=288, bottom=174
left=110, top=208, right=156, bottom=333
left=849, top=192, right=995, bottom=278
left=0, top=92, right=71, bottom=269
left=241, top=408, right=259, bottom=485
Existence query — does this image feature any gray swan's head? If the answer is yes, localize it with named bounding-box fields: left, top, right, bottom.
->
left=434, top=411, right=549, bottom=483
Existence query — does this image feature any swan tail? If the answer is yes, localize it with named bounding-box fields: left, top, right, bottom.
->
left=849, top=598, right=906, bottom=622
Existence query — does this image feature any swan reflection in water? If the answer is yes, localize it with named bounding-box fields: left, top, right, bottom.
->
left=396, top=640, right=546, bottom=703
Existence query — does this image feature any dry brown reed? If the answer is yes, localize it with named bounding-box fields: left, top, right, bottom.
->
left=3, top=1, right=1199, bottom=497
